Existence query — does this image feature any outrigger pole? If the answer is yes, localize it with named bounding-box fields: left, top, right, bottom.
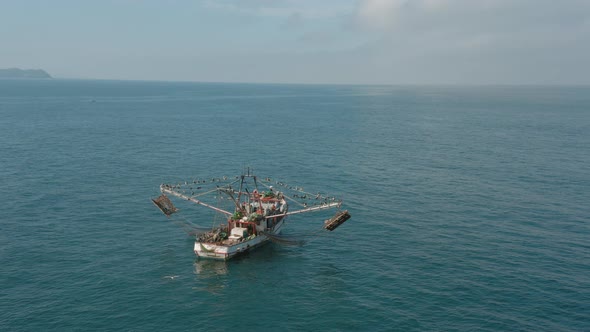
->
left=161, top=185, right=233, bottom=217
left=264, top=201, right=341, bottom=219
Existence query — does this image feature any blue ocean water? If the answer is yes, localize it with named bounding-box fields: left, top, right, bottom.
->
left=1, top=79, right=589, bottom=331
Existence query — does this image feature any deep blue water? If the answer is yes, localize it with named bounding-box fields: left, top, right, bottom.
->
left=1, top=79, right=589, bottom=331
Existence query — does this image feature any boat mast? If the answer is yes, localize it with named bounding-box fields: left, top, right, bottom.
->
left=236, top=174, right=245, bottom=206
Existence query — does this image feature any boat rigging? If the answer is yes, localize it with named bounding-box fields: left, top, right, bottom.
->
left=152, top=170, right=351, bottom=260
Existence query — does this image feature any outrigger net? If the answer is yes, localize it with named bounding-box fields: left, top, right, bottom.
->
left=152, top=194, right=178, bottom=217
left=153, top=194, right=212, bottom=235
left=259, top=231, right=306, bottom=246
left=324, top=210, right=351, bottom=231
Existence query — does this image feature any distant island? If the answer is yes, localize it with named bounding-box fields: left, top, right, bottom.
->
left=0, top=68, right=52, bottom=79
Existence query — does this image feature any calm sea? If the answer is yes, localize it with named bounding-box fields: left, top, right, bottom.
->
left=1, top=79, right=588, bottom=331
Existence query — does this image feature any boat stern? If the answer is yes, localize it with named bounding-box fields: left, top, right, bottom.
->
left=194, top=242, right=229, bottom=260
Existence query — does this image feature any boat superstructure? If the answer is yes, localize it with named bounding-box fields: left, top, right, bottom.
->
left=153, top=170, right=350, bottom=260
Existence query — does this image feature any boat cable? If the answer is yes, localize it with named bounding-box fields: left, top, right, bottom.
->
left=166, top=213, right=211, bottom=236
left=257, top=181, right=308, bottom=208
left=175, top=177, right=241, bottom=198
left=259, top=178, right=340, bottom=205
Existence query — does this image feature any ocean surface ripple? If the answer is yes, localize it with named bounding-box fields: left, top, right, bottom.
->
left=1, top=80, right=589, bottom=331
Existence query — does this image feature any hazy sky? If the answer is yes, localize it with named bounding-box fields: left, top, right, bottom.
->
left=2, top=0, right=589, bottom=84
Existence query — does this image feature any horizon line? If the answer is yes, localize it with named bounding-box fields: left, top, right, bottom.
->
left=30, top=76, right=590, bottom=87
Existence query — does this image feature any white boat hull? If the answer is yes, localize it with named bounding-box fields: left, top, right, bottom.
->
left=194, top=219, right=285, bottom=260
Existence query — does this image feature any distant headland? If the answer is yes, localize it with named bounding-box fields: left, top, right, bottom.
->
left=0, top=68, right=52, bottom=79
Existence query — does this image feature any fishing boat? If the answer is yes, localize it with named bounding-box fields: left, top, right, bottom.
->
left=152, top=169, right=350, bottom=260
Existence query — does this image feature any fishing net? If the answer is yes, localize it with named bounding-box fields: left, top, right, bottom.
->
left=324, top=210, right=351, bottom=231
left=152, top=194, right=178, bottom=216
left=260, top=231, right=306, bottom=246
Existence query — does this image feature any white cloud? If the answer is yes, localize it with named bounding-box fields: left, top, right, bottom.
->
left=347, top=0, right=590, bottom=83
left=356, top=0, right=590, bottom=33
left=202, top=0, right=352, bottom=19
left=12, top=0, right=588, bottom=84
left=356, top=0, right=408, bottom=29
